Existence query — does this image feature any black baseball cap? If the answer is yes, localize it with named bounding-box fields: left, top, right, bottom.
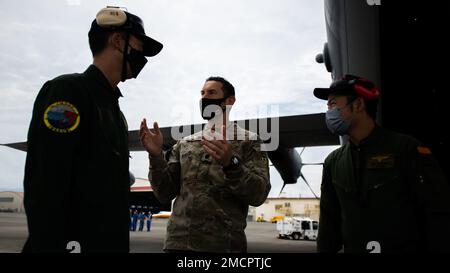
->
left=313, top=74, right=380, bottom=101
left=88, top=7, right=163, bottom=57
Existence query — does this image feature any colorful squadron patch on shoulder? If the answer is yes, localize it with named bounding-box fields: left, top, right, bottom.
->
left=44, top=101, right=80, bottom=133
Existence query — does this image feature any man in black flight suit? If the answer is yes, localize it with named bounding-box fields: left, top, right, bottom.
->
left=315, top=75, right=450, bottom=253
left=22, top=7, right=163, bottom=252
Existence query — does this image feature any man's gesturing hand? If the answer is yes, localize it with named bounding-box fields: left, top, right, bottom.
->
left=140, top=118, right=163, bottom=157
left=202, top=125, right=233, bottom=167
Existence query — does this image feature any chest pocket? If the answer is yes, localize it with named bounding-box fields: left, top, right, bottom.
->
left=96, top=107, right=127, bottom=157
left=230, top=141, right=243, bottom=159
left=179, top=140, right=241, bottom=184
left=332, top=178, right=353, bottom=194
left=364, top=153, right=402, bottom=195
left=330, top=161, right=355, bottom=195
left=180, top=142, right=202, bottom=180
left=365, top=169, right=400, bottom=190
left=363, top=168, right=404, bottom=207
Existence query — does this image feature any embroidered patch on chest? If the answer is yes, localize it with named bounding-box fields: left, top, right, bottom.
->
left=366, top=154, right=394, bottom=169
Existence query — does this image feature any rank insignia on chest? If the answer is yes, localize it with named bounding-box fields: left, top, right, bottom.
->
left=367, top=154, right=394, bottom=169
left=201, top=152, right=212, bottom=163
left=261, top=155, right=268, bottom=165
left=43, top=101, right=80, bottom=133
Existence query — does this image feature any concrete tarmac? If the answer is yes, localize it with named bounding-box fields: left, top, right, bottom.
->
left=0, top=213, right=316, bottom=253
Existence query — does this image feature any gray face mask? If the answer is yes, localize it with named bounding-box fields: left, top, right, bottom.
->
left=325, top=103, right=353, bottom=136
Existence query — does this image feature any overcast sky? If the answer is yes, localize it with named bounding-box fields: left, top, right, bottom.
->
left=0, top=0, right=340, bottom=197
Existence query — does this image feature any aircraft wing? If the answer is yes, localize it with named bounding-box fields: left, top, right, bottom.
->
left=127, top=113, right=339, bottom=151
left=1, top=113, right=338, bottom=152
left=129, top=113, right=339, bottom=191
left=1, top=142, right=28, bottom=152
left=1, top=113, right=339, bottom=189
left=266, top=113, right=339, bottom=148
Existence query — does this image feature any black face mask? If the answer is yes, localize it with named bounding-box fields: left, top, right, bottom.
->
left=126, top=47, right=148, bottom=79
left=120, top=36, right=148, bottom=82
left=200, top=97, right=227, bottom=120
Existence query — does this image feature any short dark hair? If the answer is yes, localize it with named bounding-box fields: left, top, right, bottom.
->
left=88, top=31, right=126, bottom=56
left=88, top=31, right=111, bottom=56
left=346, top=95, right=378, bottom=120
left=205, top=76, right=235, bottom=97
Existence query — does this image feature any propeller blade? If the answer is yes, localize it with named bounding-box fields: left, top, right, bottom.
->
left=299, top=147, right=306, bottom=156
left=300, top=173, right=319, bottom=199
left=279, top=183, right=287, bottom=195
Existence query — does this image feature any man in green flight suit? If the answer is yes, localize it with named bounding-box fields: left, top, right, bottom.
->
left=139, top=77, right=271, bottom=252
left=22, top=7, right=163, bottom=252
left=314, top=74, right=450, bottom=253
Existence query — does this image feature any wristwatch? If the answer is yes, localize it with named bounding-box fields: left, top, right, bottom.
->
left=223, top=155, right=241, bottom=171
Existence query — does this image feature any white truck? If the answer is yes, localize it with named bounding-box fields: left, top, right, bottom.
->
left=276, top=217, right=319, bottom=241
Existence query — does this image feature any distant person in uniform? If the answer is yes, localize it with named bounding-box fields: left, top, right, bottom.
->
left=314, top=74, right=450, bottom=253
left=138, top=211, right=146, bottom=232
left=140, top=77, right=271, bottom=252
left=129, top=209, right=133, bottom=231
left=22, top=7, right=163, bottom=252
left=147, top=212, right=153, bottom=232
left=131, top=210, right=139, bottom=232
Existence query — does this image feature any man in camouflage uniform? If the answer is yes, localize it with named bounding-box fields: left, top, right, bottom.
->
left=140, top=77, right=271, bottom=252
left=314, top=75, right=450, bottom=253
